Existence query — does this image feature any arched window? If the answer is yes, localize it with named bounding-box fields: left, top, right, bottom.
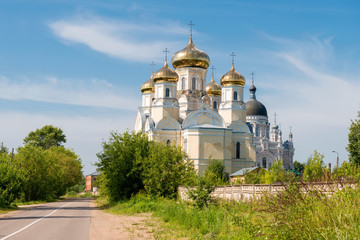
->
left=236, top=142, right=241, bottom=159
left=192, top=77, right=196, bottom=90
left=256, top=126, right=260, bottom=137
left=166, top=139, right=171, bottom=145
left=165, top=88, right=170, bottom=98
left=262, top=157, right=267, bottom=168
left=234, top=91, right=238, bottom=101
left=213, top=101, right=217, bottom=109
left=182, top=77, right=186, bottom=89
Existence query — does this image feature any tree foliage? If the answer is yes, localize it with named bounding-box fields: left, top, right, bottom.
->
left=96, top=131, right=197, bottom=200
left=0, top=152, right=24, bottom=206
left=347, top=111, right=360, bottom=165
left=203, top=160, right=227, bottom=186
left=294, top=161, right=305, bottom=175
left=23, top=125, right=66, bottom=150
left=137, top=142, right=196, bottom=199
left=303, top=150, right=329, bottom=182
left=14, top=145, right=82, bottom=201
left=96, top=131, right=149, bottom=201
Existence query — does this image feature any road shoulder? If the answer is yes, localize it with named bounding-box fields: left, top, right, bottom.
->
left=89, top=201, right=156, bottom=240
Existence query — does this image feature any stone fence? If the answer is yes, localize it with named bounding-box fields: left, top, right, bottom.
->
left=178, top=182, right=356, bottom=202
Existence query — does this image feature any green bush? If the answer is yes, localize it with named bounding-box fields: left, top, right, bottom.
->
left=96, top=131, right=197, bottom=200
left=0, top=154, right=24, bottom=206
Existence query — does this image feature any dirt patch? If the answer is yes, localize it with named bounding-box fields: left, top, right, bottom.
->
left=89, top=202, right=156, bottom=240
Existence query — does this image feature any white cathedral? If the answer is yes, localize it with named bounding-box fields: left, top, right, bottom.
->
left=134, top=34, right=294, bottom=175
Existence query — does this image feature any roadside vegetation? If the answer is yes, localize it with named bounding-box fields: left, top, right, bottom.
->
left=96, top=110, right=360, bottom=239
left=0, top=125, right=83, bottom=210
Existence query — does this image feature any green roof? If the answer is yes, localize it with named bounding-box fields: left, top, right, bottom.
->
left=230, top=167, right=261, bottom=177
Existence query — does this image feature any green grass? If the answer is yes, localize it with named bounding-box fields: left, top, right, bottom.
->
left=63, top=191, right=95, bottom=198
left=98, top=184, right=360, bottom=240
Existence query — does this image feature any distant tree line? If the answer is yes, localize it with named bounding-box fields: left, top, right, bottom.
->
left=0, top=125, right=83, bottom=206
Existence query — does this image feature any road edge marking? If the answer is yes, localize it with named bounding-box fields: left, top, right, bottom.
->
left=0, top=202, right=71, bottom=240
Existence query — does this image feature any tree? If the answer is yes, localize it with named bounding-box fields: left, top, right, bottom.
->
left=303, top=150, right=328, bottom=182
left=96, top=131, right=149, bottom=201
left=137, top=142, right=196, bottom=199
left=96, top=131, right=197, bottom=200
left=0, top=152, right=24, bottom=206
left=204, top=160, right=227, bottom=186
left=294, top=161, right=305, bottom=175
left=347, top=111, right=360, bottom=165
left=23, top=125, right=66, bottom=150
left=14, top=145, right=83, bottom=201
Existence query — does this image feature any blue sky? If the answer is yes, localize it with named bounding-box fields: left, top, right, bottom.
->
left=0, top=0, right=359, bottom=174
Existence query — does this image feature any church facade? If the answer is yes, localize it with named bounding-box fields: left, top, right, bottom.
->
left=134, top=35, right=294, bottom=175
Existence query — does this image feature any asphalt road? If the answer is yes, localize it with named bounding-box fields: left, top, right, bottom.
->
left=0, top=199, right=92, bottom=240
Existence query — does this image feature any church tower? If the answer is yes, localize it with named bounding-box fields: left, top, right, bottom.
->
left=218, top=55, right=247, bottom=125
left=151, top=57, right=180, bottom=124
left=171, top=34, right=210, bottom=119
left=205, top=66, right=221, bottom=111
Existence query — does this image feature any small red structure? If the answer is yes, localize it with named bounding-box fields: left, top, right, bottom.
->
left=85, top=172, right=98, bottom=192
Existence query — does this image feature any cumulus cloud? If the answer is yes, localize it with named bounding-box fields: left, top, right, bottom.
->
left=0, top=75, right=139, bottom=111
left=49, top=16, right=188, bottom=62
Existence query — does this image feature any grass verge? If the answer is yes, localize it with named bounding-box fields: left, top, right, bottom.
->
left=98, top=184, right=360, bottom=239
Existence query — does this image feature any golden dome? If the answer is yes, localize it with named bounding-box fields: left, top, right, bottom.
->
left=153, top=61, right=179, bottom=83
left=141, top=74, right=155, bottom=93
left=220, top=65, right=245, bottom=86
left=172, top=37, right=210, bottom=69
left=206, top=77, right=222, bottom=96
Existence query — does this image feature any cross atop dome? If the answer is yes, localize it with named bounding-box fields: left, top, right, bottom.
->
left=188, top=21, right=195, bottom=38
left=211, top=65, right=216, bottom=78
left=230, top=52, right=236, bottom=66
left=163, top=48, right=169, bottom=62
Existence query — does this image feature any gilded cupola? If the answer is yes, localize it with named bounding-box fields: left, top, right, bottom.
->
left=206, top=77, right=222, bottom=96
left=153, top=61, right=179, bottom=83
left=220, top=65, right=246, bottom=86
left=140, top=74, right=155, bottom=93
left=171, top=37, right=210, bottom=69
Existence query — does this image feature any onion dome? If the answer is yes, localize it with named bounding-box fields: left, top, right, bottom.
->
left=206, top=77, right=222, bottom=96
left=141, top=74, right=155, bottom=93
left=220, top=65, right=246, bottom=86
left=245, top=81, right=268, bottom=117
left=153, top=61, right=178, bottom=83
left=171, top=37, right=210, bottom=69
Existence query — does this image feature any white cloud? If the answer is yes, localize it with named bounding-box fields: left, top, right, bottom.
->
left=49, top=16, right=188, bottom=62
left=0, top=75, right=140, bottom=111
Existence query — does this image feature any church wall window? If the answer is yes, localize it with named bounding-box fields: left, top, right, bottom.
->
left=182, top=77, right=186, bottom=89
left=213, top=101, right=217, bottom=109
left=234, top=91, right=238, bottom=101
left=235, top=142, right=241, bottom=159
left=184, top=139, right=188, bottom=153
left=262, top=157, right=267, bottom=168
left=256, top=125, right=260, bottom=136
left=166, top=139, right=171, bottom=145
left=192, top=77, right=196, bottom=90
left=165, top=88, right=170, bottom=97
left=201, top=78, right=204, bottom=90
